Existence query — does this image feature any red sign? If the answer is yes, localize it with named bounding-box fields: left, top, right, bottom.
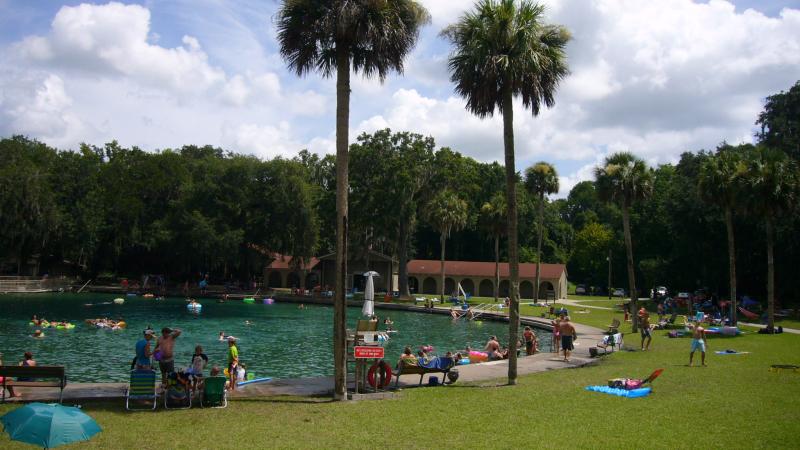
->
left=354, top=346, right=385, bottom=359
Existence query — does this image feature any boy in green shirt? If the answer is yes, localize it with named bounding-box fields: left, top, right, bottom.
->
left=227, top=336, right=239, bottom=391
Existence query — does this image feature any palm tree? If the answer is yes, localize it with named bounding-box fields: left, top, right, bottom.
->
left=594, top=152, right=653, bottom=332
left=698, top=145, right=748, bottom=325
left=740, top=147, right=799, bottom=330
left=425, top=190, right=468, bottom=303
left=443, top=0, right=570, bottom=385
left=479, top=192, right=508, bottom=302
left=276, top=0, right=429, bottom=400
left=524, top=162, right=559, bottom=303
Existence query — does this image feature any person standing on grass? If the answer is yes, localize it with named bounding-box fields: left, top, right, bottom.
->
left=689, top=324, right=708, bottom=366
left=227, top=336, right=239, bottom=391
left=558, top=316, right=577, bottom=362
left=638, top=307, right=652, bottom=351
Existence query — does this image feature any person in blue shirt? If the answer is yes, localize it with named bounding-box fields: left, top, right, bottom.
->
left=135, top=329, right=154, bottom=369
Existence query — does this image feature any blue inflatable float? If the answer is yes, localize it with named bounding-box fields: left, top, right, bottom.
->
left=585, top=385, right=652, bottom=398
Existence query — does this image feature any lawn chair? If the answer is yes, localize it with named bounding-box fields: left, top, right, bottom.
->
left=164, top=371, right=192, bottom=409
left=201, top=376, right=228, bottom=408
left=125, top=369, right=157, bottom=411
left=348, top=319, right=378, bottom=345
left=594, top=332, right=624, bottom=355
left=607, top=318, right=621, bottom=334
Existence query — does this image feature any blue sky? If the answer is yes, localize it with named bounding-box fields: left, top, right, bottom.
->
left=1, top=0, right=799, bottom=195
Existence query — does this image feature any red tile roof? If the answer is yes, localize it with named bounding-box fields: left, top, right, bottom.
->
left=267, top=255, right=319, bottom=270
left=407, top=259, right=565, bottom=279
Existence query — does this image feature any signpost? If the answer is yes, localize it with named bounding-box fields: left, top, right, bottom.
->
left=354, top=346, right=385, bottom=359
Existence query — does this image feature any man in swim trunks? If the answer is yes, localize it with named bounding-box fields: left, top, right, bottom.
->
left=485, top=335, right=502, bottom=360
left=638, top=307, right=652, bottom=351
left=523, top=326, right=537, bottom=355
left=156, top=327, right=181, bottom=385
left=689, top=324, right=708, bottom=366
left=558, top=316, right=577, bottom=361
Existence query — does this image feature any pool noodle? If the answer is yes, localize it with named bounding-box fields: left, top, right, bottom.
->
left=237, top=377, right=273, bottom=386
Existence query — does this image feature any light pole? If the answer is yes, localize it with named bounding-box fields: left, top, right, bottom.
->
left=607, top=250, right=612, bottom=300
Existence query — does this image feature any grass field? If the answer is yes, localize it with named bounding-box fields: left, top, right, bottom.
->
left=2, top=299, right=799, bottom=449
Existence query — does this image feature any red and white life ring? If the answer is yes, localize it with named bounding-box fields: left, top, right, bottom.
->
left=367, top=360, right=393, bottom=388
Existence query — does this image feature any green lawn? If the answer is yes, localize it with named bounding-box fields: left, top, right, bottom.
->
left=2, top=303, right=798, bottom=449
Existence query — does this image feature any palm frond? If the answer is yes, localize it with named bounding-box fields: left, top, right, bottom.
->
left=443, top=0, right=570, bottom=117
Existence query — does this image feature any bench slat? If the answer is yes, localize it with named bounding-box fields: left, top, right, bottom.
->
left=5, top=381, right=63, bottom=387
left=0, top=366, right=66, bottom=378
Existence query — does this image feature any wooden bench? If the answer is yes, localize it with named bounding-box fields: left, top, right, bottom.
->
left=0, top=366, right=67, bottom=403
left=394, top=360, right=452, bottom=388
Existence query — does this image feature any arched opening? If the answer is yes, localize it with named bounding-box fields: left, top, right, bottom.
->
left=460, top=278, right=475, bottom=297
left=305, top=272, right=318, bottom=289
left=479, top=279, right=494, bottom=297
left=520, top=280, right=533, bottom=299
left=287, top=272, right=301, bottom=289
left=422, top=277, right=437, bottom=295
left=445, top=278, right=456, bottom=296
left=499, top=280, right=510, bottom=297
left=267, top=271, right=282, bottom=288
left=538, top=281, right=555, bottom=299
left=408, top=277, right=419, bottom=294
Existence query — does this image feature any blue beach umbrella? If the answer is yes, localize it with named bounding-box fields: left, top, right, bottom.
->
left=1, top=403, right=101, bottom=449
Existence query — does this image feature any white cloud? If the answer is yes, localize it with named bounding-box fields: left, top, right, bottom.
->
left=4, top=74, right=87, bottom=146
left=220, top=121, right=302, bottom=159
left=0, top=0, right=798, bottom=196
left=16, top=2, right=226, bottom=95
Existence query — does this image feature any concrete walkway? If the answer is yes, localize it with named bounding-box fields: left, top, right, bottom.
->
left=558, top=298, right=615, bottom=311
left=3, top=307, right=609, bottom=403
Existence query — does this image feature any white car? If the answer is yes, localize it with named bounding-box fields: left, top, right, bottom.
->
left=612, top=288, right=625, bottom=297
left=575, top=285, right=587, bottom=295
left=655, top=286, right=667, bottom=297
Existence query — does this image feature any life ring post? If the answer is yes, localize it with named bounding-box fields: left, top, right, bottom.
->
left=367, top=359, right=392, bottom=391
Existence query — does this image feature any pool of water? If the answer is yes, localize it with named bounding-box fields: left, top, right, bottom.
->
left=0, top=293, right=551, bottom=382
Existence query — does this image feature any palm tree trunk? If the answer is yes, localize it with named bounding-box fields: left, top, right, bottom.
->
left=494, top=234, right=499, bottom=302
left=724, top=206, right=737, bottom=325
left=398, top=220, right=410, bottom=297
left=502, top=88, right=519, bottom=385
left=622, top=203, right=638, bottom=332
left=766, top=216, right=775, bottom=330
left=534, top=193, right=544, bottom=303
left=440, top=232, right=446, bottom=303
left=332, top=48, right=350, bottom=401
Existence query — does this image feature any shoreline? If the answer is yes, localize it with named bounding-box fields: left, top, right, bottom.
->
left=2, top=293, right=598, bottom=403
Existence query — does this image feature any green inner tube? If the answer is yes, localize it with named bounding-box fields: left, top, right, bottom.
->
left=243, top=297, right=255, bottom=303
